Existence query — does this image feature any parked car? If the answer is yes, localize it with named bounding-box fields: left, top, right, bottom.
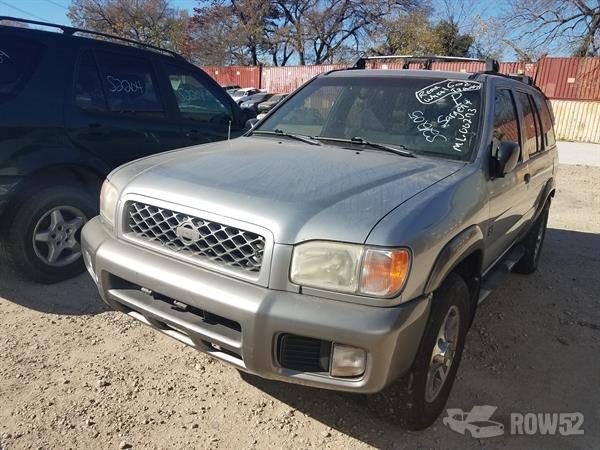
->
left=82, top=56, right=557, bottom=430
left=230, top=87, right=262, bottom=104
left=256, top=93, right=288, bottom=118
left=222, top=84, right=241, bottom=91
left=239, top=92, right=274, bottom=113
left=0, top=16, right=254, bottom=283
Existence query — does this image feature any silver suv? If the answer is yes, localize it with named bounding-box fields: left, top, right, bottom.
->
left=82, top=57, right=557, bottom=429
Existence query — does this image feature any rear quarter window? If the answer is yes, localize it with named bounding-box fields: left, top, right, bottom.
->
left=0, top=35, right=44, bottom=101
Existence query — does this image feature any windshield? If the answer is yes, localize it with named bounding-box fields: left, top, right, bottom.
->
left=256, top=76, right=483, bottom=160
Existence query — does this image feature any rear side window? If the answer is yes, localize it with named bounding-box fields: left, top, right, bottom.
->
left=516, top=92, right=540, bottom=156
left=94, top=51, right=164, bottom=117
left=0, top=36, right=44, bottom=101
left=534, top=95, right=556, bottom=147
left=492, top=89, right=520, bottom=149
left=74, top=51, right=107, bottom=112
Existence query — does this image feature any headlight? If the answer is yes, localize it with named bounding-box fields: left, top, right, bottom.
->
left=100, top=179, right=119, bottom=227
left=290, top=241, right=411, bottom=298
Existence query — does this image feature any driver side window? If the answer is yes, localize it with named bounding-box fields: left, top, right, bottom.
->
left=165, top=64, right=232, bottom=124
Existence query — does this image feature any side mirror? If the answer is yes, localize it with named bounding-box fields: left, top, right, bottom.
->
left=493, top=141, right=520, bottom=177
left=244, top=118, right=259, bottom=131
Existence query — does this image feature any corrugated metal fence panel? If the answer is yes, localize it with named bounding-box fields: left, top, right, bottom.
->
left=550, top=99, right=600, bottom=143
left=202, top=66, right=261, bottom=88
left=536, top=58, right=600, bottom=101
left=203, top=58, right=600, bottom=100
left=261, top=65, right=345, bottom=93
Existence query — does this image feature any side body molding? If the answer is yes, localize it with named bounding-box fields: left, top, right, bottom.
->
left=424, top=225, right=484, bottom=294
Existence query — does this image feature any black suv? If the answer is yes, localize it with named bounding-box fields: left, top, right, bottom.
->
left=0, top=17, right=252, bottom=283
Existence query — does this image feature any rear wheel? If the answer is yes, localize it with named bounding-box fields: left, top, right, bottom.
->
left=367, top=273, right=470, bottom=430
left=513, top=201, right=550, bottom=274
left=1, top=186, right=96, bottom=283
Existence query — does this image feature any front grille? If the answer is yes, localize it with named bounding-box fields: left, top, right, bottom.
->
left=278, top=334, right=332, bottom=373
left=125, top=201, right=265, bottom=274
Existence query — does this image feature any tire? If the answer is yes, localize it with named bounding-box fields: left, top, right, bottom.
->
left=513, top=201, right=550, bottom=275
left=367, top=273, right=470, bottom=430
left=1, top=186, right=97, bottom=283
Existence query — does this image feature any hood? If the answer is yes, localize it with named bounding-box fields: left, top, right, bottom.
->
left=116, top=136, right=464, bottom=244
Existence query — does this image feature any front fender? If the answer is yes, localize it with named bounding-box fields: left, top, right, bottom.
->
left=424, top=225, right=484, bottom=294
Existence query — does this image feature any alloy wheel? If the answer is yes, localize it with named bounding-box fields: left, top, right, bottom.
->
left=425, top=305, right=460, bottom=403
left=32, top=206, right=87, bottom=267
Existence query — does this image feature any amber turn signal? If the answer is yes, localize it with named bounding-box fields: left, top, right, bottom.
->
left=359, top=248, right=411, bottom=297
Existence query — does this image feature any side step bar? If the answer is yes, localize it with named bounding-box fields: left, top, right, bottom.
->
left=478, top=244, right=525, bottom=304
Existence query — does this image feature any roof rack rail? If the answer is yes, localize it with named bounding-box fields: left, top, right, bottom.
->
left=506, top=74, right=534, bottom=85
left=351, top=54, right=499, bottom=73
left=0, top=16, right=184, bottom=60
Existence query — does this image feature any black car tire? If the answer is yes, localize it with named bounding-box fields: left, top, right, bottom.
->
left=367, top=273, right=470, bottom=430
left=1, top=186, right=96, bottom=284
left=513, top=201, right=550, bottom=275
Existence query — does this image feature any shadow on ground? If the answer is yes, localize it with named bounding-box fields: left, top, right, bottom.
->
left=0, top=266, right=107, bottom=315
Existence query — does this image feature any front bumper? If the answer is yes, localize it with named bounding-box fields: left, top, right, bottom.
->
left=82, top=216, right=431, bottom=393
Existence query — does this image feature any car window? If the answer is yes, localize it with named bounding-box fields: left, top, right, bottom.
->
left=74, top=51, right=107, bottom=112
left=516, top=91, right=539, bottom=156
left=94, top=51, right=164, bottom=117
left=0, top=36, right=44, bottom=101
left=529, top=94, right=544, bottom=154
left=165, top=64, right=232, bottom=124
left=492, top=89, right=521, bottom=158
left=534, top=95, right=556, bottom=148
left=258, top=76, right=483, bottom=160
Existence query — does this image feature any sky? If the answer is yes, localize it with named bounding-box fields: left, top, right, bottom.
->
left=0, top=0, right=198, bottom=24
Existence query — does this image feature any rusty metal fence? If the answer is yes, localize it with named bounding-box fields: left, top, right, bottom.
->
left=202, top=57, right=600, bottom=101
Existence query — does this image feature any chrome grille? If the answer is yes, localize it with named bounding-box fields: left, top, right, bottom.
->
left=125, top=202, right=265, bottom=273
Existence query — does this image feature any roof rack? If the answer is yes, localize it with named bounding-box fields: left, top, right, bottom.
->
left=0, top=16, right=184, bottom=60
left=506, top=74, right=534, bottom=85
left=351, top=54, right=500, bottom=73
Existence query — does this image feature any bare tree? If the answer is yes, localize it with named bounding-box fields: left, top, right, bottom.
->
left=272, top=0, right=317, bottom=65
left=191, top=0, right=279, bottom=65
left=506, top=0, right=600, bottom=56
left=68, top=0, right=189, bottom=53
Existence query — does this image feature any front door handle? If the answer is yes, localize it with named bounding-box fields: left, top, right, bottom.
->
left=524, top=173, right=531, bottom=184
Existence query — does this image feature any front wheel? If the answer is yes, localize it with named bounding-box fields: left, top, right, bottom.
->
left=367, top=273, right=470, bottom=430
left=1, top=186, right=96, bottom=283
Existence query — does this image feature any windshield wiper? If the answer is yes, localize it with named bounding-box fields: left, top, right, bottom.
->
left=252, top=129, right=321, bottom=146
left=315, top=136, right=415, bottom=158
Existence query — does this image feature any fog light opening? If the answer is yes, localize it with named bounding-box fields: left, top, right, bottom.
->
left=330, top=344, right=366, bottom=378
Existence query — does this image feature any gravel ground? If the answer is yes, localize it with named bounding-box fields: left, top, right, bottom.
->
left=1, top=164, right=599, bottom=450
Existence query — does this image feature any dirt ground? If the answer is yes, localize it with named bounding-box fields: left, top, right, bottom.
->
left=1, top=164, right=599, bottom=450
